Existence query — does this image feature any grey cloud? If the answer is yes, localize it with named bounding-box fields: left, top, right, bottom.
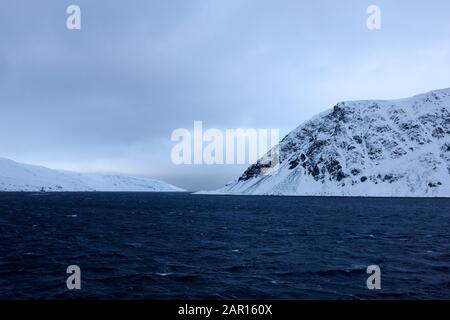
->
left=1, top=0, right=450, bottom=190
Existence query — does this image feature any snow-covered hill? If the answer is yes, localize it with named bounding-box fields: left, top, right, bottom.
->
left=207, top=88, right=450, bottom=197
left=0, top=158, right=185, bottom=192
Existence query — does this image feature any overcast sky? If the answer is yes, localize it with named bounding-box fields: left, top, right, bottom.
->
left=1, top=0, right=450, bottom=190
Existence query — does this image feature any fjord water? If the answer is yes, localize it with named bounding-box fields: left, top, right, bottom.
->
left=0, top=192, right=449, bottom=299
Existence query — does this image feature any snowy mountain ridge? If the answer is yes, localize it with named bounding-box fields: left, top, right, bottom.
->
left=0, top=158, right=184, bottom=192
left=207, top=88, right=450, bottom=197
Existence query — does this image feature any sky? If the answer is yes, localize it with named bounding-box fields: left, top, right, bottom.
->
left=1, top=0, right=450, bottom=191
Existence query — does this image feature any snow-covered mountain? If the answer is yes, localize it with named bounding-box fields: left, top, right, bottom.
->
left=207, top=88, right=450, bottom=197
left=0, top=158, right=185, bottom=192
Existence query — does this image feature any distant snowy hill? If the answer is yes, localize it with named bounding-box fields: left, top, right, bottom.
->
left=206, top=88, right=450, bottom=197
left=0, top=158, right=185, bottom=192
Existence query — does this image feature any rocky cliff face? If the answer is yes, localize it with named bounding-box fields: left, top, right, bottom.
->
left=214, top=88, right=450, bottom=197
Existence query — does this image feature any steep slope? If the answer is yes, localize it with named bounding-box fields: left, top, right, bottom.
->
left=0, top=158, right=184, bottom=192
left=210, top=88, right=450, bottom=197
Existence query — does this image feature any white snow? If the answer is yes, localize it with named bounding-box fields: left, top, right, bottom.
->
left=0, top=158, right=185, bottom=192
left=201, top=88, right=450, bottom=197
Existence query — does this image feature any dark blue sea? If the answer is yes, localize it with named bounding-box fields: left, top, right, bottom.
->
left=0, top=192, right=449, bottom=299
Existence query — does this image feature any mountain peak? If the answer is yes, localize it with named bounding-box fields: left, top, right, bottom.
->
left=0, top=158, right=185, bottom=192
left=209, top=88, right=450, bottom=197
